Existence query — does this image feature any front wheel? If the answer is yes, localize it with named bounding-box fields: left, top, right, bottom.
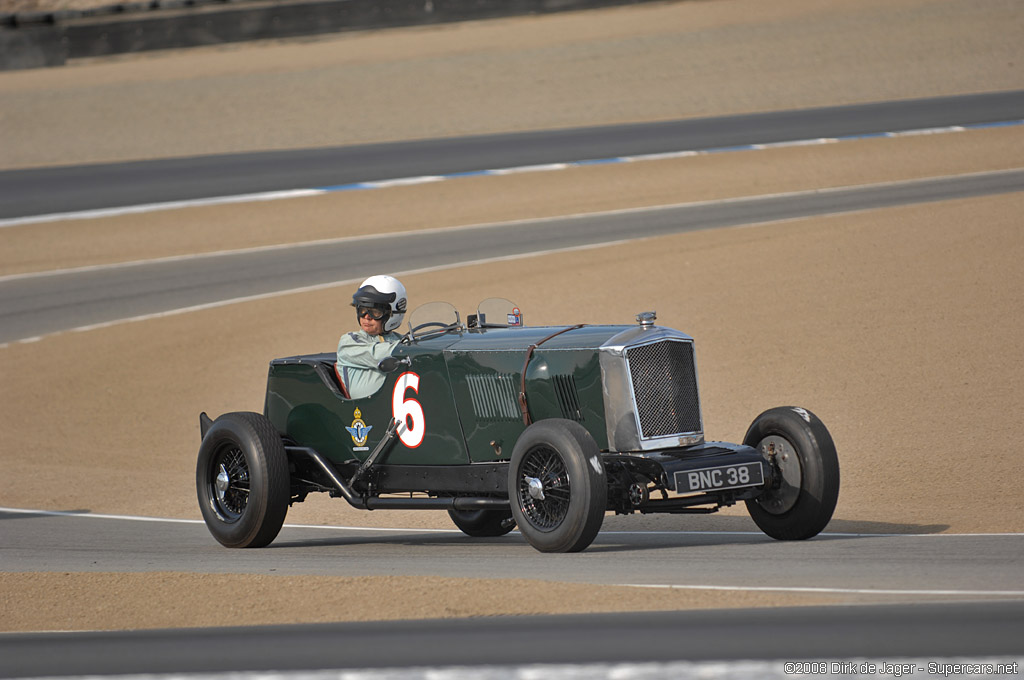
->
left=508, top=419, right=606, bottom=553
left=196, top=412, right=290, bottom=548
left=744, top=406, right=839, bottom=540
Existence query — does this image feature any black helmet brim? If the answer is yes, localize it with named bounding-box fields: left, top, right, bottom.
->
left=351, top=284, right=397, bottom=308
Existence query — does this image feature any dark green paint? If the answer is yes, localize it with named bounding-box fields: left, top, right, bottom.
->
left=264, top=325, right=626, bottom=467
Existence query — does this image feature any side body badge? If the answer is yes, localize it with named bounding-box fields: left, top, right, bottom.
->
left=346, top=407, right=373, bottom=451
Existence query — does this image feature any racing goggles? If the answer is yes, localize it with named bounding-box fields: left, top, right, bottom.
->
left=356, top=305, right=388, bottom=320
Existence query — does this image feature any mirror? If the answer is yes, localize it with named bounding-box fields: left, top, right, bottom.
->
left=378, top=356, right=412, bottom=373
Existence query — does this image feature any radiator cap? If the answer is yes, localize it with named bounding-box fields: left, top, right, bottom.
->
left=635, top=311, right=657, bottom=328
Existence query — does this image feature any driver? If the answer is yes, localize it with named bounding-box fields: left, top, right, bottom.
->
left=335, top=275, right=407, bottom=399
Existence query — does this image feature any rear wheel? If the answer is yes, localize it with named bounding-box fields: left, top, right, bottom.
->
left=508, top=419, right=606, bottom=553
left=447, top=507, right=516, bottom=537
left=196, top=412, right=289, bottom=548
left=744, top=407, right=839, bottom=540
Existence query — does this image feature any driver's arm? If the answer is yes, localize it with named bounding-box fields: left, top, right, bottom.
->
left=336, top=332, right=399, bottom=370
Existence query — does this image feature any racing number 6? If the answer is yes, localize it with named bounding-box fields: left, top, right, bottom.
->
left=392, top=372, right=425, bottom=448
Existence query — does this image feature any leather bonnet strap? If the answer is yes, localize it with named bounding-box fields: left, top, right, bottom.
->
left=518, top=324, right=585, bottom=426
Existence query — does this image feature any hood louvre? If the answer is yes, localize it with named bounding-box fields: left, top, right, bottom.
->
left=553, top=374, right=584, bottom=422
left=466, top=374, right=520, bottom=422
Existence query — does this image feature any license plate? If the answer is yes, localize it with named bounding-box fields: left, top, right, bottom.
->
left=675, top=462, right=764, bottom=493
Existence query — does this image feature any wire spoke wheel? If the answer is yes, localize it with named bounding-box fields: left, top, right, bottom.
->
left=196, top=411, right=290, bottom=548
left=518, top=445, right=571, bottom=531
left=208, top=444, right=250, bottom=523
left=508, top=419, right=606, bottom=553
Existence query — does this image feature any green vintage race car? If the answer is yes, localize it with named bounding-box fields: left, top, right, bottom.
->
left=196, top=298, right=839, bottom=553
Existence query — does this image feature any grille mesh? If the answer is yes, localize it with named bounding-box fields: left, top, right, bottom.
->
left=626, top=340, right=701, bottom=439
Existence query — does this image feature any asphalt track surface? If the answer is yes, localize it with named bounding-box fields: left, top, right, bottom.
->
left=1, top=603, right=1022, bottom=678
left=3, top=93, right=1024, bottom=677
left=3, top=168, right=1023, bottom=345
left=5, top=511, right=1024, bottom=593
left=1, top=510, right=1023, bottom=677
left=1, top=90, right=1022, bottom=219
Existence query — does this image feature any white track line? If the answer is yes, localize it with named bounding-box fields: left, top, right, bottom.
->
left=2, top=506, right=1022, bottom=538
left=5, top=506, right=1023, bottom=597
left=0, top=188, right=326, bottom=228
left=0, top=506, right=451, bottom=532
left=3, top=167, right=1022, bottom=349
left=1, top=120, right=1020, bottom=230
left=2, top=166, right=1020, bottom=286
left=0, top=196, right=691, bottom=283
left=0, top=234, right=668, bottom=348
left=618, top=583, right=1024, bottom=598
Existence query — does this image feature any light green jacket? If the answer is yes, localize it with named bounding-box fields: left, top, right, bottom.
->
left=336, top=330, right=401, bottom=399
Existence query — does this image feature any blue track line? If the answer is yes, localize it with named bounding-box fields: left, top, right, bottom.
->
left=2, top=119, right=1022, bottom=229
left=312, top=119, right=1024, bottom=194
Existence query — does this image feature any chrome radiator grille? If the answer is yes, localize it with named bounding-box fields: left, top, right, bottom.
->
left=625, top=340, right=702, bottom=439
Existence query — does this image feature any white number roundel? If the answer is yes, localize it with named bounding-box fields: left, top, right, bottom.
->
left=392, top=372, right=424, bottom=448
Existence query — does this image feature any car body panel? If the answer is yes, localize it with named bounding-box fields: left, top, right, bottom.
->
left=266, top=324, right=626, bottom=467
left=266, top=348, right=470, bottom=467
left=265, top=321, right=703, bottom=468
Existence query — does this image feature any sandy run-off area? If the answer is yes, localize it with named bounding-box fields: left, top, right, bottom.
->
left=1, top=0, right=1023, bottom=632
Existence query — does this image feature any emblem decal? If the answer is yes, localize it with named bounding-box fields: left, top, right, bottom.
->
left=508, top=307, right=523, bottom=327
left=346, top=407, right=373, bottom=451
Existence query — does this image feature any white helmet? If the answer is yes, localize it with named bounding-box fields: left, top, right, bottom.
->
left=351, top=275, right=408, bottom=332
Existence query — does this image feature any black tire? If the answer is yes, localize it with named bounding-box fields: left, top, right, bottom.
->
left=196, top=411, right=290, bottom=548
left=447, top=507, right=516, bottom=537
left=744, top=406, right=839, bottom=540
left=508, top=419, right=606, bottom=553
